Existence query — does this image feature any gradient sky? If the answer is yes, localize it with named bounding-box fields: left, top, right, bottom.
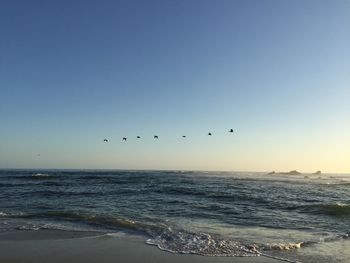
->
left=1, top=0, right=349, bottom=172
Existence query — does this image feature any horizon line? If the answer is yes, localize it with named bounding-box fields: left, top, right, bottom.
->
left=0, top=167, right=349, bottom=175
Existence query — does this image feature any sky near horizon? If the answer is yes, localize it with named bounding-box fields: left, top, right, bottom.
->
left=0, top=0, right=349, bottom=172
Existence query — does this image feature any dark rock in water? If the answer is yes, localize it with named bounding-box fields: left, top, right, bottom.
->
left=280, top=170, right=302, bottom=175
left=312, top=170, right=322, bottom=175
left=267, top=171, right=275, bottom=175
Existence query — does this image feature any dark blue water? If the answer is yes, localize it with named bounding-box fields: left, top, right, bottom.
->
left=1, top=170, right=350, bottom=262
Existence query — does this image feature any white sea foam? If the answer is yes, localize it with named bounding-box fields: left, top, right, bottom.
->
left=0, top=212, right=7, bottom=217
left=16, top=225, right=41, bottom=231
left=146, top=229, right=261, bottom=257
left=265, top=242, right=304, bottom=250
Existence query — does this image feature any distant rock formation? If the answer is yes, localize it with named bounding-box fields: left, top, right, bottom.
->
left=280, top=170, right=302, bottom=175
left=267, top=171, right=275, bottom=175
left=312, top=170, right=322, bottom=175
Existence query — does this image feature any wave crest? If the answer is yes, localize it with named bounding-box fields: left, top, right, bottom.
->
left=312, top=203, right=350, bottom=216
left=288, top=202, right=350, bottom=217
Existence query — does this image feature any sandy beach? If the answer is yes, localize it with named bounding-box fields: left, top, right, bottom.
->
left=0, top=230, right=283, bottom=263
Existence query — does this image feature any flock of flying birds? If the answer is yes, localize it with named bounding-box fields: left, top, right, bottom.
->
left=103, top=129, right=234, bottom=142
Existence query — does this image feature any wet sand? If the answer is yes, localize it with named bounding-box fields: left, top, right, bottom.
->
left=0, top=230, right=283, bottom=263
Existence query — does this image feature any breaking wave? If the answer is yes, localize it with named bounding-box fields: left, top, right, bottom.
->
left=0, top=212, right=8, bottom=217
left=146, top=229, right=260, bottom=257
left=291, top=203, right=350, bottom=217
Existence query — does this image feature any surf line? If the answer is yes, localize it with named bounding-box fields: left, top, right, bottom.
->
left=260, top=252, right=302, bottom=263
left=242, top=245, right=301, bottom=263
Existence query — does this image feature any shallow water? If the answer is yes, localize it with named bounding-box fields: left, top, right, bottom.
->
left=0, top=170, right=349, bottom=262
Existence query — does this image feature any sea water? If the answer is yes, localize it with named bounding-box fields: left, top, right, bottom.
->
left=0, top=170, right=349, bottom=262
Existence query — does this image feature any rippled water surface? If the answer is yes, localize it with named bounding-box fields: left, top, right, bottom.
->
left=1, top=170, right=349, bottom=262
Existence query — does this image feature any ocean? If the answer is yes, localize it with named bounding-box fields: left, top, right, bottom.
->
left=0, top=170, right=349, bottom=262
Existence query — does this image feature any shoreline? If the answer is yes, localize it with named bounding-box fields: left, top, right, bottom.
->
left=0, top=230, right=284, bottom=263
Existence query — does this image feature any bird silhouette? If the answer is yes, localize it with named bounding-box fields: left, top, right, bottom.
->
left=100, top=129, right=236, bottom=143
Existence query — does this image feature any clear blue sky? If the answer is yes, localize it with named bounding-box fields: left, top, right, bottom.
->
left=1, top=0, right=349, bottom=172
